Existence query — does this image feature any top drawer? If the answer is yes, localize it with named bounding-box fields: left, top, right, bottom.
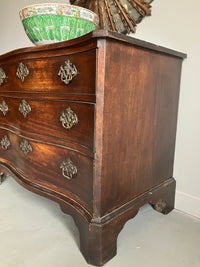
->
left=0, top=49, right=96, bottom=94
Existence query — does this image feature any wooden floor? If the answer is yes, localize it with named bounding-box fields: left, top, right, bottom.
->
left=0, top=177, right=200, bottom=267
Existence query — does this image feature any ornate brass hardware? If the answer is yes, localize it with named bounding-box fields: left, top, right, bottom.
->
left=60, top=107, right=78, bottom=130
left=0, top=68, right=6, bottom=85
left=0, top=101, right=8, bottom=116
left=20, top=139, right=32, bottom=156
left=16, top=62, right=29, bottom=82
left=60, top=158, right=77, bottom=180
left=1, top=136, right=11, bottom=150
left=19, top=99, right=31, bottom=118
left=58, top=59, right=78, bottom=85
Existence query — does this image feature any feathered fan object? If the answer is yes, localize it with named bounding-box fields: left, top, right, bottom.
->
left=70, top=0, right=153, bottom=34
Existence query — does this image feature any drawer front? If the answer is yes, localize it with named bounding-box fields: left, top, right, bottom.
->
left=0, top=49, right=96, bottom=94
left=0, top=129, right=93, bottom=211
left=0, top=97, right=94, bottom=151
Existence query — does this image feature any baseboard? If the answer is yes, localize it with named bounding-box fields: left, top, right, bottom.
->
left=175, top=191, right=200, bottom=218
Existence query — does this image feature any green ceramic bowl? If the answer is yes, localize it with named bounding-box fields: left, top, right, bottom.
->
left=19, top=3, right=99, bottom=45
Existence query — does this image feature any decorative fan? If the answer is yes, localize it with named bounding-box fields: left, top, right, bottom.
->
left=70, top=0, right=153, bottom=34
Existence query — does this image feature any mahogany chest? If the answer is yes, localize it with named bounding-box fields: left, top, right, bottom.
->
left=0, top=30, right=186, bottom=266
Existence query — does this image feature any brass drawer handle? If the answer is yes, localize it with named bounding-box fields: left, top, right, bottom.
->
left=19, top=99, right=31, bottom=118
left=0, top=68, right=6, bottom=85
left=60, top=158, right=77, bottom=180
left=0, top=101, right=8, bottom=116
left=1, top=136, right=11, bottom=150
left=58, top=59, right=78, bottom=85
left=60, top=107, right=78, bottom=130
left=20, top=139, right=32, bottom=156
left=16, top=62, right=29, bottom=82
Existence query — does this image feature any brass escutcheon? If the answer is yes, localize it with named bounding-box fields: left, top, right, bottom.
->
left=60, top=158, right=77, bottom=180
left=58, top=59, right=78, bottom=85
left=1, top=136, right=11, bottom=150
left=16, top=62, right=29, bottom=82
left=0, top=100, right=8, bottom=116
left=0, top=68, right=6, bottom=85
left=60, top=107, right=78, bottom=130
left=19, top=99, right=31, bottom=118
left=20, top=139, right=32, bottom=156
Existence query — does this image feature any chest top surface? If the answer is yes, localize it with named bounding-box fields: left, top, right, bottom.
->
left=0, top=30, right=186, bottom=60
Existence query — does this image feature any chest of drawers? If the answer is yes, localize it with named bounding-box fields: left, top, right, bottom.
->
left=0, top=30, right=186, bottom=266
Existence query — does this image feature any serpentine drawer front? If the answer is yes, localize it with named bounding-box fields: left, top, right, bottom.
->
left=0, top=129, right=93, bottom=211
left=0, top=49, right=96, bottom=94
left=0, top=97, right=94, bottom=150
left=0, top=30, right=186, bottom=266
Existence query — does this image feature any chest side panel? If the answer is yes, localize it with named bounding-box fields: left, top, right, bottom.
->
left=100, top=39, right=183, bottom=215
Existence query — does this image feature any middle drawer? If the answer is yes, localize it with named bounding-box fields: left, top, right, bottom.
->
left=0, top=97, right=94, bottom=151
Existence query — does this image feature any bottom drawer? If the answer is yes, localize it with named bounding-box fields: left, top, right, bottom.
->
left=0, top=129, right=93, bottom=212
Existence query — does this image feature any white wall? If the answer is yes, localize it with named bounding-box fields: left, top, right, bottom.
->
left=0, top=0, right=200, bottom=218
left=133, top=0, right=200, bottom=218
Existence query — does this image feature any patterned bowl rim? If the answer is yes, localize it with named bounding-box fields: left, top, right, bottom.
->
left=19, top=3, right=99, bottom=26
